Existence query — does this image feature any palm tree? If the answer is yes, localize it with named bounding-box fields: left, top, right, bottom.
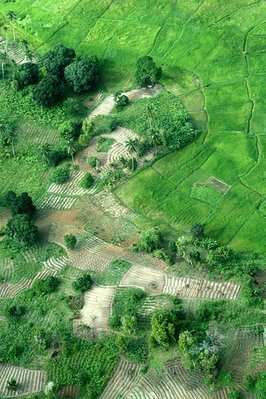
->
left=22, top=39, right=33, bottom=62
left=65, top=139, right=76, bottom=163
left=147, top=128, right=163, bottom=154
left=3, top=26, right=8, bottom=54
left=6, top=11, right=16, bottom=42
left=126, top=138, right=140, bottom=170
left=145, top=104, right=155, bottom=129
left=0, top=51, right=8, bottom=77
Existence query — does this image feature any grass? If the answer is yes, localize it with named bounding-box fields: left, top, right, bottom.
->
left=92, top=258, right=132, bottom=286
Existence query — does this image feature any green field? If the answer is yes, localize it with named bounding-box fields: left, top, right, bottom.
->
left=1, top=1, right=266, bottom=398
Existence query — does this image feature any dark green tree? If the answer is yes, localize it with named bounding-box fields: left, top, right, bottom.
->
left=6, top=214, right=39, bottom=246
left=115, top=94, right=129, bottom=111
left=6, top=10, right=16, bottom=41
left=32, top=75, right=64, bottom=107
left=40, top=44, right=75, bottom=77
left=64, top=58, right=99, bottom=93
left=40, top=144, right=64, bottom=166
left=51, top=165, right=70, bottom=184
left=135, top=56, right=162, bottom=87
left=150, top=309, right=180, bottom=348
left=72, top=272, right=93, bottom=293
left=14, top=62, right=39, bottom=89
left=80, top=172, right=94, bottom=189
left=64, top=234, right=77, bottom=250
left=33, top=276, right=60, bottom=295
left=7, top=378, right=19, bottom=391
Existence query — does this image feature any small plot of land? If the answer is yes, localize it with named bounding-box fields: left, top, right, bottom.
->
left=101, top=357, right=228, bottom=399
left=79, top=286, right=115, bottom=334
left=120, top=264, right=165, bottom=292
left=163, top=275, right=240, bottom=300
left=0, top=364, right=45, bottom=397
left=48, top=171, right=94, bottom=197
left=100, top=360, right=142, bottom=399
left=38, top=194, right=77, bottom=210
left=0, top=256, right=67, bottom=298
left=88, top=95, right=115, bottom=119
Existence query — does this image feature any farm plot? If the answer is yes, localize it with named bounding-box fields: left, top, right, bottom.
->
left=93, top=190, right=137, bottom=219
left=38, top=194, right=77, bottom=210
left=122, top=84, right=161, bottom=102
left=48, top=171, right=95, bottom=196
left=120, top=264, right=165, bottom=292
left=68, top=234, right=124, bottom=272
left=220, top=328, right=264, bottom=384
left=0, top=257, right=14, bottom=282
left=163, top=275, right=240, bottom=300
left=79, top=286, right=115, bottom=334
left=101, top=127, right=137, bottom=172
left=16, top=121, right=59, bottom=149
left=124, top=357, right=228, bottom=399
left=0, top=364, right=45, bottom=397
left=88, top=95, right=115, bottom=119
left=0, top=256, right=67, bottom=298
left=100, top=360, right=142, bottom=399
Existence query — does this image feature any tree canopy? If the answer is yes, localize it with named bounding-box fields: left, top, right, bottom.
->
left=6, top=214, right=39, bottom=247
left=40, top=44, right=75, bottom=77
left=64, top=58, right=99, bottom=93
left=135, top=56, right=162, bottom=87
left=32, top=75, right=64, bottom=107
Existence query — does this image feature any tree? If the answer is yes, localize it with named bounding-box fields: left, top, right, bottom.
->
left=40, top=144, right=63, bottom=166
left=64, top=58, right=99, bottom=93
left=72, top=272, right=93, bottom=293
left=40, top=44, right=75, bottom=77
left=64, top=234, right=77, bottom=250
left=33, top=276, right=60, bottom=295
left=6, top=10, right=16, bottom=41
left=136, top=228, right=162, bottom=253
left=0, top=51, right=8, bottom=77
left=32, top=75, right=64, bottom=107
left=7, top=378, right=19, bottom=391
left=121, top=315, right=137, bottom=334
left=59, top=120, right=81, bottom=142
left=14, top=62, right=39, bottom=89
left=135, top=56, right=162, bottom=87
left=126, top=138, right=141, bottom=170
left=115, top=94, right=129, bottom=111
left=6, top=214, right=39, bottom=247
left=6, top=305, right=27, bottom=321
left=0, top=121, right=16, bottom=157
left=228, top=390, right=241, bottom=399
left=147, top=127, right=163, bottom=154
left=191, top=223, right=204, bottom=239
left=150, top=309, right=180, bottom=348
left=9, top=192, right=36, bottom=218
left=80, top=172, right=94, bottom=189
left=178, top=330, right=196, bottom=369
left=51, top=165, right=70, bottom=184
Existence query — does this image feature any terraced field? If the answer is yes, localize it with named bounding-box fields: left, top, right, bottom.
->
left=100, top=357, right=229, bottom=399
left=0, top=364, right=45, bottom=397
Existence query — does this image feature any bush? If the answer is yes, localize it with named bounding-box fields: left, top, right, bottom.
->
left=64, top=234, right=77, bottom=250
left=228, top=390, right=241, bottom=399
left=15, top=62, right=39, bottom=89
left=136, top=228, right=163, bottom=253
left=51, top=165, right=70, bottom=184
left=80, top=172, right=94, bottom=189
left=87, top=156, right=99, bottom=168
left=72, top=273, right=93, bottom=293
left=116, top=94, right=129, bottom=111
left=6, top=305, right=27, bottom=321
left=33, top=276, right=60, bottom=295
left=6, top=214, right=39, bottom=247
left=191, top=223, right=204, bottom=239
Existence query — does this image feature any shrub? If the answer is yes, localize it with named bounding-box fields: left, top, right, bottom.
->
left=7, top=379, right=19, bottom=391
left=64, top=234, right=77, bottom=250
left=51, top=165, right=70, bottom=184
left=116, top=94, right=129, bottom=111
left=87, top=156, right=99, bottom=168
left=80, top=172, right=94, bottom=189
left=72, top=273, right=93, bottom=293
left=15, top=62, right=39, bottom=89
left=136, top=228, right=163, bottom=253
left=228, top=390, right=241, bottom=399
left=6, top=305, right=27, bottom=321
left=33, top=276, right=60, bottom=295
left=191, top=223, right=204, bottom=239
